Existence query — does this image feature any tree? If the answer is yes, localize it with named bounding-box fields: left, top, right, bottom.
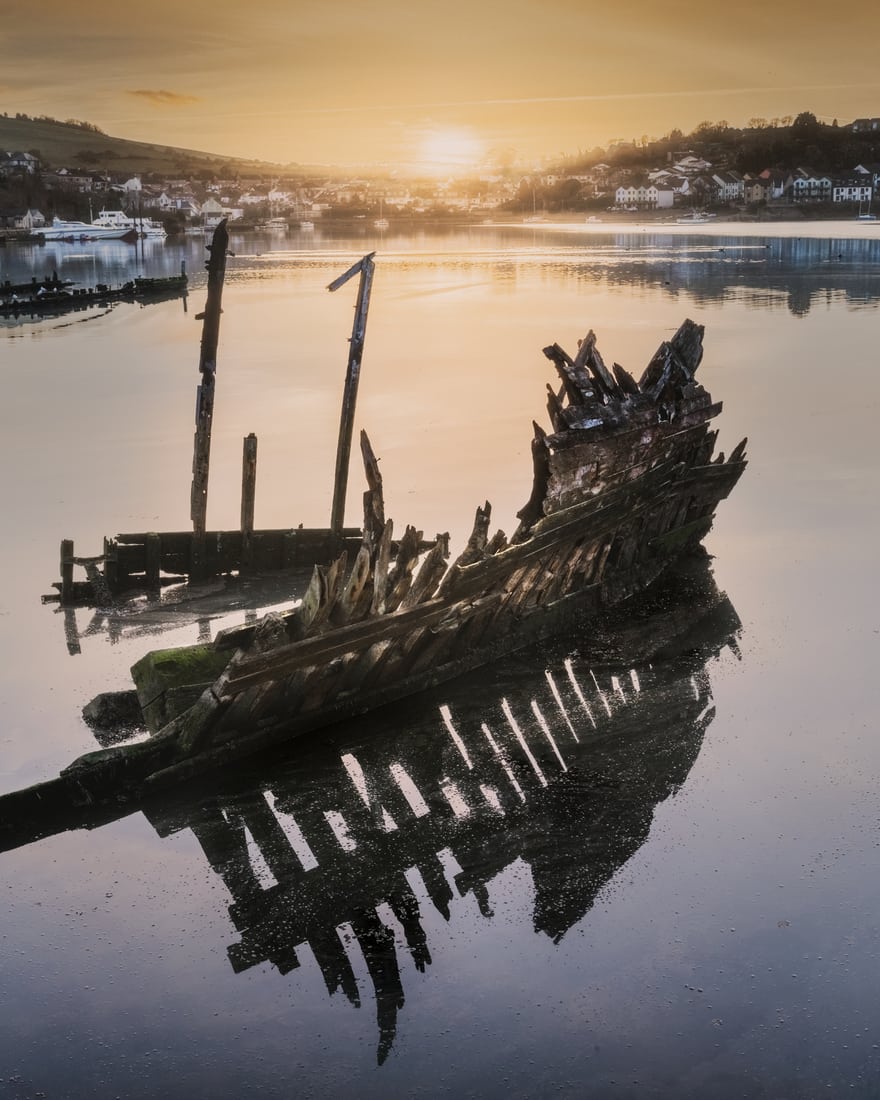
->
left=792, top=111, right=819, bottom=133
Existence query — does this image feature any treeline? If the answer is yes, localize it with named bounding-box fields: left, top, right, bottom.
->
left=2, top=112, right=106, bottom=135
left=558, top=113, right=880, bottom=175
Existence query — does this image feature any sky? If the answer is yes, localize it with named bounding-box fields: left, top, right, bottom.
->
left=2, top=0, right=879, bottom=172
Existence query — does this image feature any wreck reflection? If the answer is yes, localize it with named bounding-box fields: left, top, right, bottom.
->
left=140, top=552, right=740, bottom=1064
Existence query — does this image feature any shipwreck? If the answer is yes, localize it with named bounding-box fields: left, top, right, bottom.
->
left=8, top=221, right=747, bottom=821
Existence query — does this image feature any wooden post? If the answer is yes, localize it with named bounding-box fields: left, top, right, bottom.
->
left=145, top=533, right=161, bottom=590
left=63, top=607, right=81, bottom=656
left=60, top=539, right=74, bottom=605
left=190, top=219, right=230, bottom=537
left=240, top=433, right=258, bottom=574
left=282, top=530, right=297, bottom=569
left=103, top=536, right=119, bottom=593
left=327, top=252, right=376, bottom=540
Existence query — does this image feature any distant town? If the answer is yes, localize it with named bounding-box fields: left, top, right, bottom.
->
left=1, top=111, right=879, bottom=236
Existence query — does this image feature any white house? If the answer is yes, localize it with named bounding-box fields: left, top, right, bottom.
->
left=202, top=197, right=243, bottom=227
left=791, top=170, right=832, bottom=202
left=613, top=183, right=661, bottom=208
left=831, top=175, right=873, bottom=204
left=711, top=171, right=745, bottom=203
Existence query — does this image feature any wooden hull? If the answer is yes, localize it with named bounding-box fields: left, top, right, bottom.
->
left=4, top=317, right=748, bottom=820
left=0, top=548, right=740, bottom=858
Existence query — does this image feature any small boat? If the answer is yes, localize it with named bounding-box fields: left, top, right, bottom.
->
left=856, top=197, right=877, bottom=221
left=675, top=211, right=712, bottom=224
left=19, top=224, right=747, bottom=811
left=257, top=217, right=289, bottom=231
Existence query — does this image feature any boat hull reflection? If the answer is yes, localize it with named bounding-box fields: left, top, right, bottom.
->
left=139, top=550, right=741, bottom=1062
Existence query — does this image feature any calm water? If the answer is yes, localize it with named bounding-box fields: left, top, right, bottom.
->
left=1, top=222, right=879, bottom=1098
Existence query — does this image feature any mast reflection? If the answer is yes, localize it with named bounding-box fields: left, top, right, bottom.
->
left=144, top=552, right=741, bottom=1063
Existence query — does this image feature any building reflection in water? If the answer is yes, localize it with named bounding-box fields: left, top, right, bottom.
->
left=141, top=553, right=741, bottom=1064
left=557, top=233, right=880, bottom=316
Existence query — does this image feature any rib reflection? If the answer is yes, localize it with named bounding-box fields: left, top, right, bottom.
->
left=144, top=552, right=741, bottom=1064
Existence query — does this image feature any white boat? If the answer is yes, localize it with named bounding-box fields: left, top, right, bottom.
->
left=675, top=211, right=712, bottom=224
left=40, top=216, right=135, bottom=242
left=92, top=210, right=167, bottom=239
left=257, top=217, right=289, bottom=231
left=856, top=198, right=877, bottom=221
left=299, top=220, right=315, bottom=230
left=40, top=210, right=167, bottom=242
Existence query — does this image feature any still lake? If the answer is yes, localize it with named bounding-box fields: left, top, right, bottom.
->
left=1, top=221, right=879, bottom=1098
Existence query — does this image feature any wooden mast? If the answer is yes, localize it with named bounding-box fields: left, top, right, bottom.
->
left=190, top=219, right=230, bottom=536
left=327, top=252, right=376, bottom=541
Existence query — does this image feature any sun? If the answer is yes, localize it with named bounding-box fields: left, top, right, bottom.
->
left=416, top=126, right=486, bottom=176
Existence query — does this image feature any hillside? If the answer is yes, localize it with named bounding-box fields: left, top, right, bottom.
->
left=0, top=113, right=286, bottom=178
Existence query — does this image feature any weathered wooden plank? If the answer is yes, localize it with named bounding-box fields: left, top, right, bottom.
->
left=573, top=329, right=620, bottom=399
left=359, top=430, right=385, bottom=554
left=399, top=536, right=450, bottom=609
left=370, top=519, right=394, bottom=615
left=385, top=525, right=423, bottom=612
left=542, top=342, right=596, bottom=405
left=332, top=544, right=374, bottom=626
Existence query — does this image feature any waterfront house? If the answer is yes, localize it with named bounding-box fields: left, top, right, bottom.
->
left=791, top=169, right=833, bottom=203
left=831, top=174, right=873, bottom=205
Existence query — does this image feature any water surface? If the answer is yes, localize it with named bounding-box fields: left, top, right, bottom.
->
left=0, top=223, right=878, bottom=1098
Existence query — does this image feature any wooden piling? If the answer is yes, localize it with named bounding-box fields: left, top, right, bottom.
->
left=328, top=253, right=376, bottom=541
left=241, top=433, right=258, bottom=573
left=60, top=539, right=74, bottom=605
left=145, top=533, right=161, bottom=589
left=190, top=219, right=230, bottom=538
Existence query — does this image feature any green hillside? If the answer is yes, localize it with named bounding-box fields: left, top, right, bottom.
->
left=0, top=113, right=286, bottom=177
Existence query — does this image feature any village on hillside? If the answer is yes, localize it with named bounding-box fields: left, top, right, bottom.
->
left=2, top=114, right=880, bottom=236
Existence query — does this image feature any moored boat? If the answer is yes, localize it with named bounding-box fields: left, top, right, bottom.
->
left=39, top=210, right=166, bottom=242
left=40, top=215, right=136, bottom=242
left=91, top=209, right=167, bottom=238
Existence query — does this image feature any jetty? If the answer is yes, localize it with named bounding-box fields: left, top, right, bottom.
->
left=1, top=269, right=188, bottom=321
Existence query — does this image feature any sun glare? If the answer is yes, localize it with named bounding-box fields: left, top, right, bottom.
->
left=416, top=127, right=485, bottom=175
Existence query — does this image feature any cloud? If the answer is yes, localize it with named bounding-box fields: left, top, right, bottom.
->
left=126, top=89, right=201, bottom=107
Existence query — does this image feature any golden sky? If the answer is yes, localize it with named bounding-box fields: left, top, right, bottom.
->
left=2, top=0, right=879, bottom=171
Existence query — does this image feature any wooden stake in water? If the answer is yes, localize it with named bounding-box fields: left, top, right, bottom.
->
left=190, top=219, right=230, bottom=535
left=241, top=433, right=258, bottom=573
left=327, top=252, right=376, bottom=540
